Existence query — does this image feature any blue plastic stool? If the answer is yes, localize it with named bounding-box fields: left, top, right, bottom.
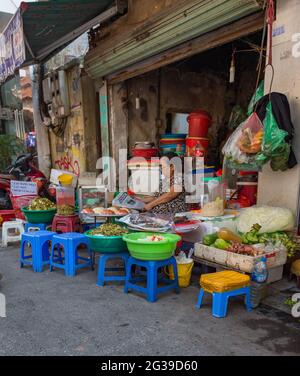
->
left=124, top=256, right=180, bottom=302
left=195, top=286, right=252, bottom=318
left=50, top=233, right=93, bottom=277
left=97, top=252, right=129, bottom=286
left=20, top=231, right=56, bottom=272
left=25, top=222, right=52, bottom=232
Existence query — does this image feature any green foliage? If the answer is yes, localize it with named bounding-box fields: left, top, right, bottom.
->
left=0, top=135, right=26, bottom=171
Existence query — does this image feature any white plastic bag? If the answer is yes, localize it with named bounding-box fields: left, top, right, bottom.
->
left=236, top=206, right=295, bottom=234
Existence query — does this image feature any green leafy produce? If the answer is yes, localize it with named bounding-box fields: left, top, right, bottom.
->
left=28, top=198, right=56, bottom=211
left=213, top=238, right=230, bottom=250
left=242, top=223, right=262, bottom=244
left=203, top=233, right=218, bottom=246
left=257, top=231, right=297, bottom=258
left=90, top=223, right=128, bottom=237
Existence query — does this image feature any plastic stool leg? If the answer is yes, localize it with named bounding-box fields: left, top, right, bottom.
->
left=147, top=263, right=157, bottom=303
left=97, top=255, right=107, bottom=286
left=124, top=259, right=133, bottom=294
left=20, top=240, right=26, bottom=268
left=245, top=287, right=252, bottom=311
left=212, top=292, right=228, bottom=318
left=171, top=258, right=180, bottom=293
left=195, top=288, right=205, bottom=309
left=66, top=242, right=76, bottom=277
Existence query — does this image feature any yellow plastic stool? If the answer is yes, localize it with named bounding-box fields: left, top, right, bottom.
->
left=200, top=270, right=250, bottom=293
left=196, top=271, right=252, bottom=318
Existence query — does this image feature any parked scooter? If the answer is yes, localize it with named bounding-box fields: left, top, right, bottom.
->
left=0, top=153, right=55, bottom=210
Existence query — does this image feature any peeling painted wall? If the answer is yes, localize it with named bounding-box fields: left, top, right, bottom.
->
left=49, top=65, right=99, bottom=176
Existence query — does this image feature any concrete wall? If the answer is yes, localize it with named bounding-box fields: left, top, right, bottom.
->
left=257, top=0, right=300, bottom=215
left=49, top=65, right=99, bottom=177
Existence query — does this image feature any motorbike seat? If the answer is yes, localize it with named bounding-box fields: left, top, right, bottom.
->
left=0, top=174, right=15, bottom=180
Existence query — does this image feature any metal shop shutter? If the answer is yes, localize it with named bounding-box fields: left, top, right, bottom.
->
left=85, top=0, right=263, bottom=80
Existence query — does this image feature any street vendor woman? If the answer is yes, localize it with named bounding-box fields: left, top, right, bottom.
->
left=142, top=152, right=187, bottom=215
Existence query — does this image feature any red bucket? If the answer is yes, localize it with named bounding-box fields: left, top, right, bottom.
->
left=187, top=110, right=212, bottom=138
left=186, top=137, right=209, bottom=157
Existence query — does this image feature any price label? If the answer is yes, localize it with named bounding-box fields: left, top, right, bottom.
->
left=10, top=180, right=38, bottom=196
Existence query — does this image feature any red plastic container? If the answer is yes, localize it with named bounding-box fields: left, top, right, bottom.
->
left=237, top=182, right=258, bottom=207
left=132, top=148, right=159, bottom=158
left=0, top=210, right=16, bottom=223
left=159, top=139, right=186, bottom=145
left=186, top=137, right=209, bottom=157
left=187, top=110, right=212, bottom=138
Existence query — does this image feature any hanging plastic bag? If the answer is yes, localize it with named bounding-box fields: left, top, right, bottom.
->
left=247, top=80, right=264, bottom=116
left=262, top=102, right=288, bottom=156
left=222, top=112, right=264, bottom=170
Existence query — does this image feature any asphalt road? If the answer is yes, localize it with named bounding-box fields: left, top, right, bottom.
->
left=0, top=244, right=299, bottom=356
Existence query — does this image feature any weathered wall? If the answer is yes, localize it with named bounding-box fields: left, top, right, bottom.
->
left=257, top=0, right=300, bottom=215
left=49, top=65, right=99, bottom=177
left=125, top=44, right=259, bottom=165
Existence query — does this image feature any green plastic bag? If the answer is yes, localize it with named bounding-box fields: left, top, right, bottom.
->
left=247, top=81, right=264, bottom=116
left=255, top=102, right=290, bottom=171
left=262, top=102, right=288, bottom=156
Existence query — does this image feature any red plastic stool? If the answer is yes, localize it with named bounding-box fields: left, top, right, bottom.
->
left=52, top=214, right=82, bottom=233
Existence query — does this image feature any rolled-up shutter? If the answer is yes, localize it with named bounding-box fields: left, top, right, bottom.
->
left=85, top=0, right=263, bottom=79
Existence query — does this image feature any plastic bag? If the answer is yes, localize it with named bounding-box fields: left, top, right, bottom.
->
left=228, top=105, right=247, bottom=130
left=247, top=80, right=264, bottom=116
left=262, top=102, right=288, bottom=156
left=236, top=206, right=295, bottom=234
left=222, top=112, right=264, bottom=170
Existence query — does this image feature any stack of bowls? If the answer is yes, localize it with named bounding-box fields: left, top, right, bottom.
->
left=132, top=142, right=159, bottom=158
left=159, top=134, right=187, bottom=155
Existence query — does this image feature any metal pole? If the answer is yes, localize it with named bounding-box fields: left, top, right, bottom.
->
left=30, top=64, right=51, bottom=177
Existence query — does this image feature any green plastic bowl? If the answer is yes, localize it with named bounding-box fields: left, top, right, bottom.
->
left=21, top=207, right=57, bottom=223
left=84, top=230, right=128, bottom=253
left=122, top=232, right=181, bottom=261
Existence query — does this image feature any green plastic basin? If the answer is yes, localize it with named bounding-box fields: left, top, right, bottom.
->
left=84, top=230, right=128, bottom=253
left=21, top=207, right=56, bottom=224
left=122, top=232, right=181, bottom=261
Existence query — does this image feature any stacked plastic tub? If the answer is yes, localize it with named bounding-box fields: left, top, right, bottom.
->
left=186, top=110, right=212, bottom=158
left=159, top=134, right=186, bottom=155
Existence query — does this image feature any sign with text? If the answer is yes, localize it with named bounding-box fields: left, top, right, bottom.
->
left=0, top=9, right=26, bottom=83
left=10, top=180, right=38, bottom=196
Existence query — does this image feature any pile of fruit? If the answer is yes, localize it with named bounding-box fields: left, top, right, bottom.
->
left=89, top=223, right=128, bottom=237
left=28, top=198, right=56, bottom=211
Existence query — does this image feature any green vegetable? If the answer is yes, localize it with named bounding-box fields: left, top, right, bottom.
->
left=203, top=233, right=218, bottom=246
left=28, top=198, right=56, bottom=211
left=257, top=231, right=297, bottom=258
left=90, top=223, right=128, bottom=237
left=241, top=223, right=262, bottom=244
left=213, top=238, right=230, bottom=250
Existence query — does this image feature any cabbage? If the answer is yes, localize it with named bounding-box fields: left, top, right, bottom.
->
left=236, top=206, right=295, bottom=234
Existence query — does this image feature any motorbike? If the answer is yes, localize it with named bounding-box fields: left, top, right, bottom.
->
left=0, top=153, right=56, bottom=210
